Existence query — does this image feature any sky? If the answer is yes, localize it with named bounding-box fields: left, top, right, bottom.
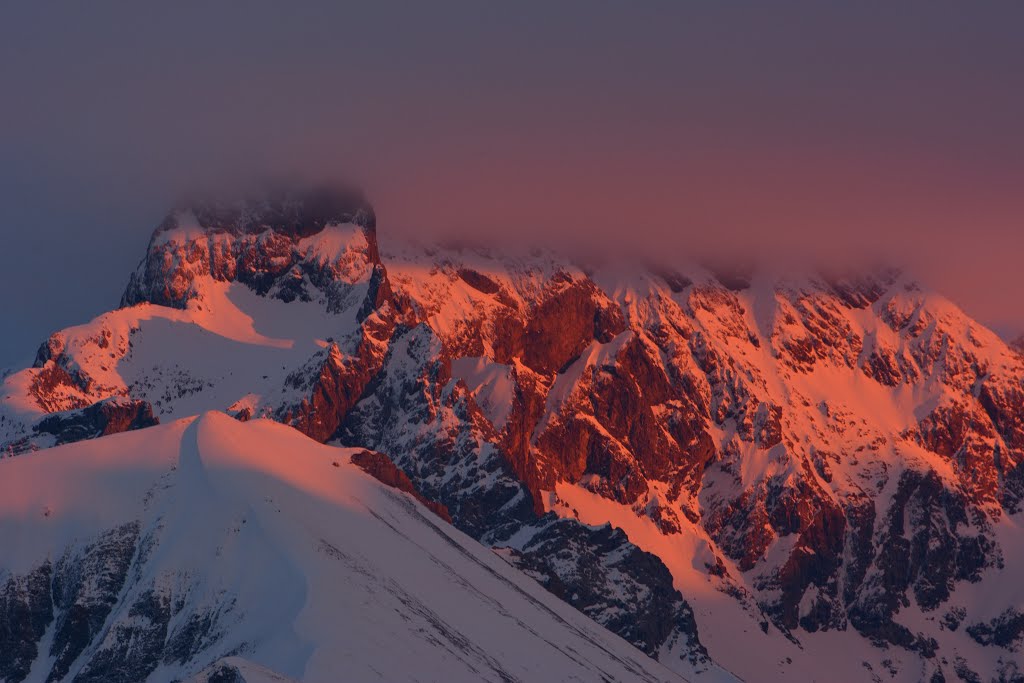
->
left=2, top=2, right=1024, bottom=367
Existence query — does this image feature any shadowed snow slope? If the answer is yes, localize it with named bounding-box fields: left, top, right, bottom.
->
left=0, top=412, right=695, bottom=683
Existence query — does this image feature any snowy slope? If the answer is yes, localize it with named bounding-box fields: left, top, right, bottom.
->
left=5, top=189, right=1024, bottom=681
left=0, top=412, right=699, bottom=683
left=0, top=259, right=362, bottom=436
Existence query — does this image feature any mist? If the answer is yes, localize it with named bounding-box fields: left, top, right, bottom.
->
left=3, top=2, right=1024, bottom=366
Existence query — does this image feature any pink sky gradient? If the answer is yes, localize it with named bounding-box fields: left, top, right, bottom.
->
left=2, top=2, right=1023, bottom=365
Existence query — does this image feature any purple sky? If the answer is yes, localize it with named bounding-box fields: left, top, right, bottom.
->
left=2, top=3, right=1024, bottom=366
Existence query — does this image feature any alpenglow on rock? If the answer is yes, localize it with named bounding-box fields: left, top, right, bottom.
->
left=3, top=187, right=1024, bottom=682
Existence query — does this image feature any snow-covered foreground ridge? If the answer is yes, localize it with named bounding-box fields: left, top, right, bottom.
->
left=3, top=187, right=1024, bottom=681
left=0, top=412, right=693, bottom=683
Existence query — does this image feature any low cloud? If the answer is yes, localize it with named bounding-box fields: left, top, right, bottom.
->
left=2, top=2, right=1023, bottom=365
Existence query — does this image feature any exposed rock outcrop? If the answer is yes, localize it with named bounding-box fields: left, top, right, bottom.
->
left=35, top=398, right=158, bottom=448
left=350, top=449, right=452, bottom=522
left=4, top=190, right=1024, bottom=681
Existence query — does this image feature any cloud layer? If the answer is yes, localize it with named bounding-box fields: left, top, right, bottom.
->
left=2, top=3, right=1023, bottom=364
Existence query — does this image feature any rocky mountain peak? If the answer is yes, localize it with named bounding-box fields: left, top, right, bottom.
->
left=4, top=194, right=1024, bottom=682
left=120, top=185, right=386, bottom=313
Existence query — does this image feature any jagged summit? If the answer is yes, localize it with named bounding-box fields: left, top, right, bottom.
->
left=4, top=193, right=1024, bottom=682
left=120, top=185, right=386, bottom=313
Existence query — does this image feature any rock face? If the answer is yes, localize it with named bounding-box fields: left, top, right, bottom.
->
left=967, top=608, right=1024, bottom=650
left=0, top=522, right=211, bottom=683
left=0, top=563, right=53, bottom=682
left=497, top=516, right=709, bottom=666
left=121, top=187, right=379, bottom=312
left=4, top=189, right=1024, bottom=680
left=35, top=398, right=158, bottom=447
left=349, top=449, right=452, bottom=523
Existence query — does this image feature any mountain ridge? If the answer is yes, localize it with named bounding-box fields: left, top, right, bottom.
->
left=1, top=411, right=694, bottom=682
left=3, top=189, right=1024, bottom=681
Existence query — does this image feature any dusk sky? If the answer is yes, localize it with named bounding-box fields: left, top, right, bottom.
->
left=3, top=2, right=1024, bottom=367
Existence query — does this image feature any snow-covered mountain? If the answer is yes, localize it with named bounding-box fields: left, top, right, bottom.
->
left=0, top=411, right=697, bottom=682
left=3, top=187, right=1024, bottom=681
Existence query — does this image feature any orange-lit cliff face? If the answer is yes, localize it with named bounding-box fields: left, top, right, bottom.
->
left=3, top=193, right=1024, bottom=682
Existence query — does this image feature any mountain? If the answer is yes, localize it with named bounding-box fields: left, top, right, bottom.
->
left=0, top=411, right=696, bottom=683
left=3, top=187, right=1024, bottom=681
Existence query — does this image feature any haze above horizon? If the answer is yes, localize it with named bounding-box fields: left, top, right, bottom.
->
left=2, top=2, right=1023, bottom=366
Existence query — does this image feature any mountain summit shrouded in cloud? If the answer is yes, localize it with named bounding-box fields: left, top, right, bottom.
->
left=4, top=189, right=1024, bottom=681
left=2, top=3, right=1024, bottom=366
left=3, top=5, right=1024, bottom=682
